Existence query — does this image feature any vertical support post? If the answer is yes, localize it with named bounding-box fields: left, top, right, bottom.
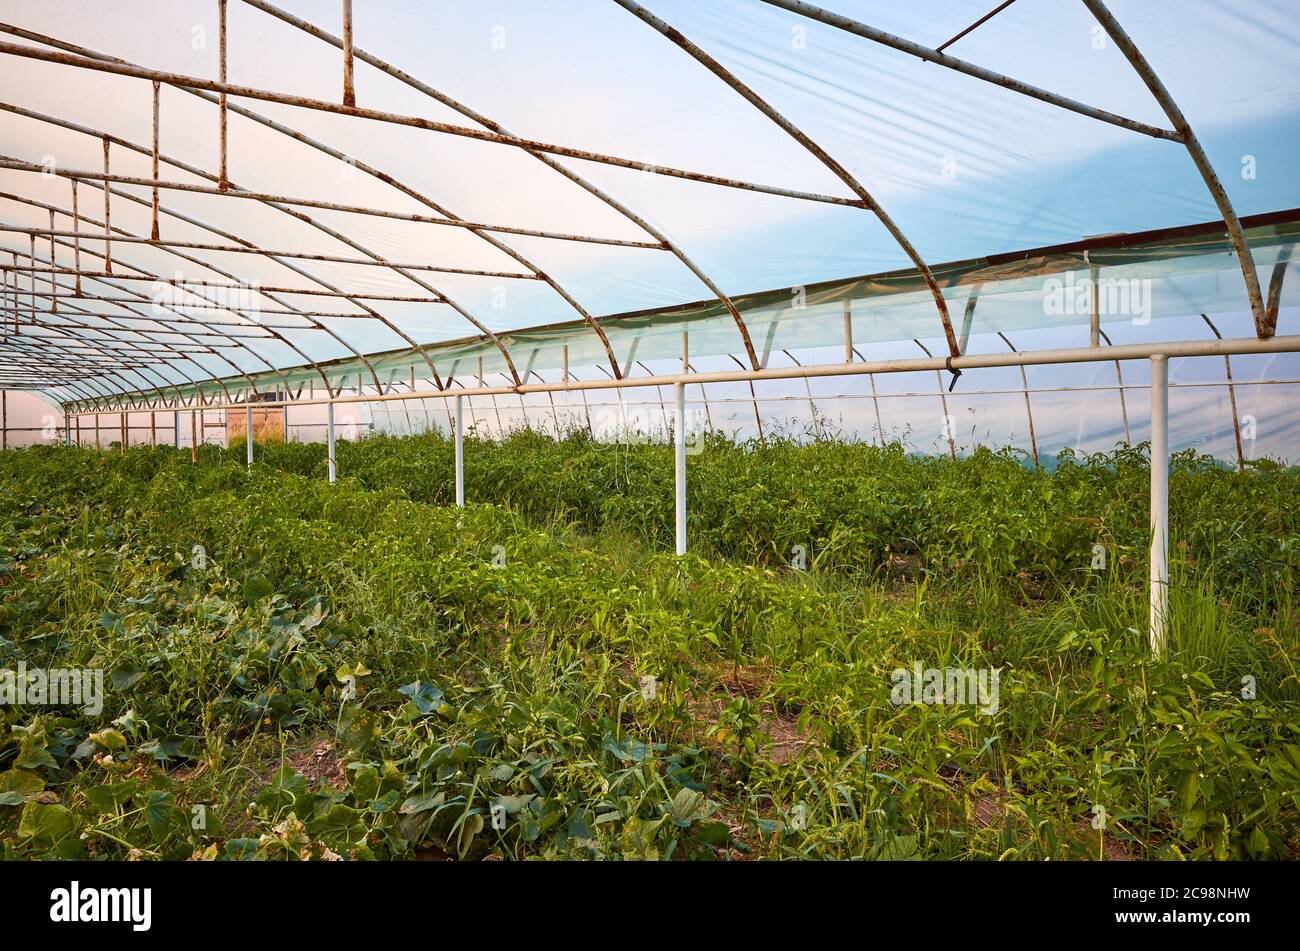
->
left=47, top=212, right=57, bottom=315
left=7, top=252, right=15, bottom=334
left=1098, top=330, right=1131, bottom=445
left=454, top=393, right=464, bottom=506
left=477, top=355, right=502, bottom=435
left=1089, top=263, right=1101, bottom=347
left=1112, top=361, right=1133, bottom=446
left=1149, top=354, right=1169, bottom=658
left=959, top=292, right=978, bottom=355
left=26, top=235, right=35, bottom=328
left=119, top=411, right=126, bottom=454
left=283, top=404, right=289, bottom=443
left=64, top=415, right=71, bottom=446
left=843, top=300, right=853, bottom=364
left=563, top=342, right=592, bottom=436
left=758, top=322, right=777, bottom=372
left=327, top=400, right=337, bottom=483
left=342, top=0, right=356, bottom=107
left=150, top=411, right=156, bottom=445
left=744, top=372, right=765, bottom=444
left=543, top=374, right=560, bottom=436
left=868, top=372, right=884, bottom=446
left=20, top=238, right=30, bottom=329
left=70, top=179, right=82, bottom=296
left=935, top=370, right=956, bottom=460
left=150, top=81, right=161, bottom=241
left=95, top=413, right=100, bottom=450
left=791, top=354, right=822, bottom=439
left=915, top=335, right=956, bottom=459
left=999, top=333, right=1039, bottom=468
left=218, top=0, right=229, bottom=190
left=1019, top=365, right=1039, bottom=469
left=399, top=377, right=417, bottom=436
left=102, top=137, right=112, bottom=274
left=674, top=329, right=688, bottom=556
left=1, top=390, right=7, bottom=450
left=1224, top=353, right=1244, bottom=472
left=173, top=410, right=180, bottom=449
left=245, top=403, right=254, bottom=467
left=190, top=408, right=197, bottom=463
left=1266, top=254, right=1291, bottom=337
left=674, top=382, right=687, bottom=556
left=1199, top=314, right=1245, bottom=471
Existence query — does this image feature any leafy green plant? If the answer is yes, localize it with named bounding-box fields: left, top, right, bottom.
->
left=0, top=436, right=1294, bottom=860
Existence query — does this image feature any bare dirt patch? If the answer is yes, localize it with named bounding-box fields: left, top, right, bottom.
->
left=285, top=737, right=346, bottom=790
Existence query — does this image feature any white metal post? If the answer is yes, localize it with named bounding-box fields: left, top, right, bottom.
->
left=63, top=416, right=71, bottom=446
left=1088, top=262, right=1101, bottom=347
left=674, top=329, right=688, bottom=556
left=245, top=403, right=254, bottom=467
left=1149, top=354, right=1169, bottom=657
left=674, top=381, right=686, bottom=556
left=326, top=400, right=336, bottom=483
left=454, top=393, right=464, bottom=507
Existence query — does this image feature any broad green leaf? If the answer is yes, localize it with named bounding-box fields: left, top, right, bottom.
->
left=18, top=801, right=77, bottom=846
left=397, top=680, right=444, bottom=715
left=399, top=791, right=445, bottom=815
left=667, top=787, right=712, bottom=828
left=89, top=728, right=128, bottom=751
left=242, top=574, right=275, bottom=603
left=140, top=790, right=182, bottom=842
left=0, top=769, right=45, bottom=806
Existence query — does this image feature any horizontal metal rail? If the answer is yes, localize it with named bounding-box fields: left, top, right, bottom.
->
left=9, top=297, right=375, bottom=320
left=0, top=158, right=666, bottom=250
left=1, top=269, right=449, bottom=304
left=0, top=226, right=538, bottom=279
left=10, top=318, right=267, bottom=340
left=63, top=334, right=1300, bottom=414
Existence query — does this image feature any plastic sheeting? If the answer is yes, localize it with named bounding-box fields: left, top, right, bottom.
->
left=0, top=1, right=1298, bottom=459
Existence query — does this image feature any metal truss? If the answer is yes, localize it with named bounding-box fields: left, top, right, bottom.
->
left=0, top=0, right=1291, bottom=429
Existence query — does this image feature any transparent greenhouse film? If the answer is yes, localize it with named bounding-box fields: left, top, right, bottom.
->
left=53, top=210, right=1298, bottom=421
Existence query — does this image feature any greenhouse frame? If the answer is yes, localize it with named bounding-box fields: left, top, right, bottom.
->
left=1, top=0, right=1297, bottom=665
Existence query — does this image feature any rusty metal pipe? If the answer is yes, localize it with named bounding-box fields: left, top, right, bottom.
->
left=0, top=225, right=538, bottom=276
left=0, top=38, right=862, bottom=208
left=0, top=157, right=663, bottom=249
